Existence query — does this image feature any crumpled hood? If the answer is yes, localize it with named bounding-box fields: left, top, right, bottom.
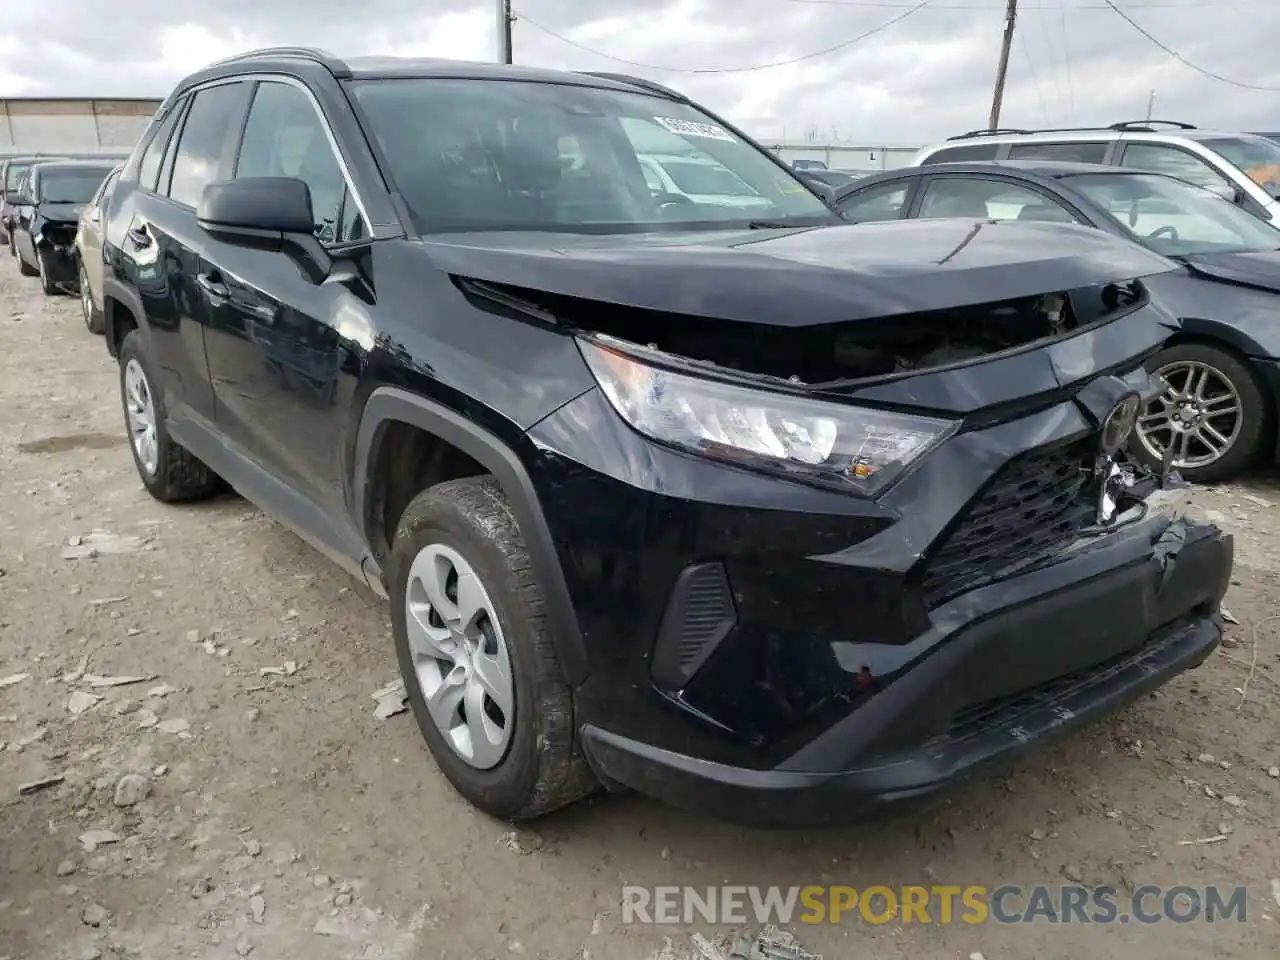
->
left=421, top=218, right=1179, bottom=327
left=39, top=202, right=85, bottom=225
left=1180, top=249, right=1280, bottom=294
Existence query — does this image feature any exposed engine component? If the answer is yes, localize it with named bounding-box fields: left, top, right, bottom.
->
left=460, top=278, right=1144, bottom=385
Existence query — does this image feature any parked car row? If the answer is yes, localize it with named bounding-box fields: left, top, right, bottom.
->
left=833, top=156, right=1280, bottom=483
left=4, top=157, right=121, bottom=322
left=74, top=48, right=1234, bottom=827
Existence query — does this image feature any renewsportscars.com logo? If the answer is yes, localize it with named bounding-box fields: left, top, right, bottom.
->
left=621, top=884, right=1250, bottom=926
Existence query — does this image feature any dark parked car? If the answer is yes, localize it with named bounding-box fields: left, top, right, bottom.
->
left=11, top=160, right=116, bottom=294
left=2, top=156, right=54, bottom=248
left=834, top=160, right=1280, bottom=482
left=98, top=48, right=1231, bottom=826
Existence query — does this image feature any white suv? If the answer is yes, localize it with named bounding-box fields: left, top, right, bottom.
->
left=912, top=121, right=1280, bottom=222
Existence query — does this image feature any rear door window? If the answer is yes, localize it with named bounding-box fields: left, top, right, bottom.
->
left=1008, top=141, right=1108, bottom=163
left=922, top=143, right=1001, bottom=163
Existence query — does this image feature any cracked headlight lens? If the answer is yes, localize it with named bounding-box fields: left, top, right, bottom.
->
left=579, top=338, right=957, bottom=495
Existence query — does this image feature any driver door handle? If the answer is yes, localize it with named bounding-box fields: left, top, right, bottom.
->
left=196, top=272, right=229, bottom=301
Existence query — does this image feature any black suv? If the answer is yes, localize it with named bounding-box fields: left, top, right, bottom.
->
left=98, top=48, right=1233, bottom=826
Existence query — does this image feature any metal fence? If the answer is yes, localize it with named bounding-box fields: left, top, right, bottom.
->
left=765, top=142, right=922, bottom=173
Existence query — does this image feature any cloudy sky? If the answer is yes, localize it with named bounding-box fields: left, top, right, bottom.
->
left=0, top=0, right=1276, bottom=143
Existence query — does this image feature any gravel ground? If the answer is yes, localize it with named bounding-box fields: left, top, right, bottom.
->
left=1, top=252, right=1278, bottom=960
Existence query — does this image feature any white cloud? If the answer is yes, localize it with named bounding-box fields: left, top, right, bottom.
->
left=0, top=0, right=1277, bottom=143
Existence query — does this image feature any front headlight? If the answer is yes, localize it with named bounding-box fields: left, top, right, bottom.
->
left=579, top=338, right=957, bottom=496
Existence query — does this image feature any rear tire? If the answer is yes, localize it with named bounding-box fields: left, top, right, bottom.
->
left=118, top=330, right=222, bottom=502
left=79, top=260, right=104, bottom=333
left=389, top=476, right=596, bottom=820
left=1129, top=342, right=1269, bottom=483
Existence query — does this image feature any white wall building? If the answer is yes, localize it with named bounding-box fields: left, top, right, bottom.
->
left=1, top=97, right=161, bottom=158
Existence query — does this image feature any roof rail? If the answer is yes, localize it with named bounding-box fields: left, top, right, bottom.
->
left=575, top=71, right=685, bottom=100
left=1108, top=120, right=1197, bottom=132
left=208, top=46, right=350, bottom=78
left=945, top=128, right=1031, bottom=140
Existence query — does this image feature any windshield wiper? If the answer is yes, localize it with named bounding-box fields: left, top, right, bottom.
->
left=746, top=220, right=799, bottom=230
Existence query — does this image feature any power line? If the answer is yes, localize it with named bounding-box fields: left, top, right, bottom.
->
left=1103, top=0, right=1280, bottom=91
left=1058, top=0, right=1077, bottom=123
left=1016, top=21, right=1051, bottom=124
left=514, top=0, right=935, bottom=74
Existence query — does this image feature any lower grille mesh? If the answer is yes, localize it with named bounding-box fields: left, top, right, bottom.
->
left=922, top=438, right=1096, bottom=606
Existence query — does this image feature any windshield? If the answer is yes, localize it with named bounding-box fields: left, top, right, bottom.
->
left=654, top=158, right=758, bottom=197
left=39, top=168, right=113, bottom=204
left=1066, top=172, right=1280, bottom=257
left=1198, top=135, right=1280, bottom=193
left=5, top=163, right=32, bottom=193
left=347, top=78, right=833, bottom=234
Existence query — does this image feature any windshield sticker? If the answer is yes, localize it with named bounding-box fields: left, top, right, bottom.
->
left=653, top=117, right=737, bottom=143
left=773, top=174, right=806, bottom=195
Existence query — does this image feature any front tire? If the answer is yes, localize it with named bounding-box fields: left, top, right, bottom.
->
left=389, top=476, right=596, bottom=820
left=17, top=242, right=36, bottom=276
left=118, top=330, right=221, bottom=502
left=36, top=249, right=57, bottom=295
left=1130, top=342, right=1270, bottom=483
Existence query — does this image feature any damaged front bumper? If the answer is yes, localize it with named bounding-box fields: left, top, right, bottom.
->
left=34, top=236, right=79, bottom=290
left=579, top=505, right=1231, bottom=827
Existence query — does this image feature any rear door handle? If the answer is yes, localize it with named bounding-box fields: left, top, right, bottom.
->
left=196, top=273, right=229, bottom=301
left=126, top=226, right=151, bottom=248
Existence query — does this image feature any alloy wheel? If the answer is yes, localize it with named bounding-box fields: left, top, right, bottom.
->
left=404, top=542, right=514, bottom=770
left=1136, top=360, right=1242, bottom=469
left=123, top=358, right=159, bottom=477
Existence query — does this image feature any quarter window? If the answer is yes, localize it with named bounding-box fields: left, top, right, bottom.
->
left=138, top=105, right=184, bottom=192
left=1120, top=143, right=1228, bottom=190
left=235, top=80, right=364, bottom=244
left=836, top=181, right=909, bottom=222
left=168, top=82, right=249, bottom=207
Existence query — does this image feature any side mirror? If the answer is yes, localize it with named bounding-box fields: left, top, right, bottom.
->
left=197, top=177, right=336, bottom=285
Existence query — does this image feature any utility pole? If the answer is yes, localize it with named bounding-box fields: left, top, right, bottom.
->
left=988, top=0, right=1018, bottom=130
left=1145, top=89, right=1156, bottom=122
left=496, top=0, right=513, bottom=64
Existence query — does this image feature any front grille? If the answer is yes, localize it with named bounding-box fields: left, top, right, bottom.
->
left=921, top=438, right=1096, bottom=606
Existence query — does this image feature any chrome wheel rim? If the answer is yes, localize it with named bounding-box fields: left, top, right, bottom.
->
left=404, top=543, right=514, bottom=769
left=123, top=358, right=159, bottom=476
left=79, top=264, right=92, bottom=324
left=1136, top=360, right=1243, bottom=469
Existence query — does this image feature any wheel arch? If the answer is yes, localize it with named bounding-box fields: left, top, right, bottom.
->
left=101, top=276, right=146, bottom=358
left=353, top=387, right=589, bottom=687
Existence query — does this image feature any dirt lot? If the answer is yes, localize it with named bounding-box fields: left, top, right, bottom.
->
left=0, top=253, right=1277, bottom=960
